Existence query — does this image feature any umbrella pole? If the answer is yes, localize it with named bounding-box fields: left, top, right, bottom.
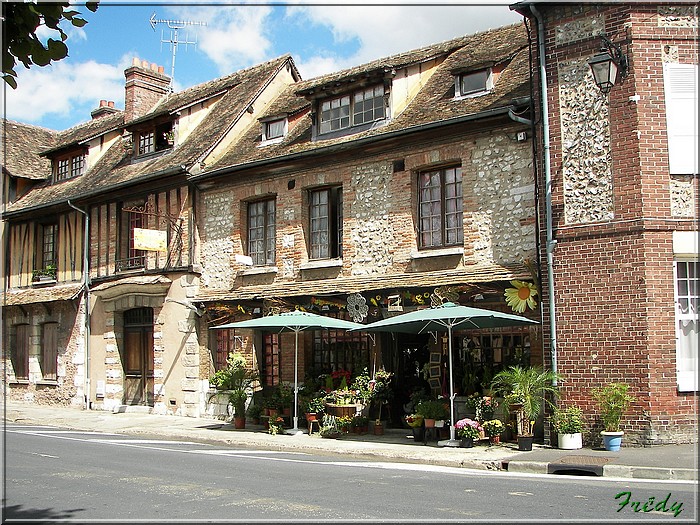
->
left=439, top=325, right=460, bottom=447
left=287, top=329, right=303, bottom=435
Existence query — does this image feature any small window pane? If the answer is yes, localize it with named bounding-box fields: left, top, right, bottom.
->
left=460, top=70, right=488, bottom=96
left=266, top=120, right=285, bottom=140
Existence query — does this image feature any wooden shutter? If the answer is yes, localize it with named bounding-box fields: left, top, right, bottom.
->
left=14, top=325, right=29, bottom=379
left=42, top=323, right=59, bottom=380
left=663, top=63, right=698, bottom=175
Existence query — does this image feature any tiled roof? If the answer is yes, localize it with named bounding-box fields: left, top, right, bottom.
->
left=204, top=23, right=530, bottom=174
left=1, top=120, right=57, bottom=180
left=3, top=55, right=295, bottom=216
left=1, top=283, right=83, bottom=305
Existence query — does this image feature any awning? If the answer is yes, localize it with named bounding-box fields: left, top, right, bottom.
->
left=1, top=283, right=84, bottom=306
left=196, top=263, right=530, bottom=302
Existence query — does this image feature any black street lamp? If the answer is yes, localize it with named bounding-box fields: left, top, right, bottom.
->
left=588, top=36, right=629, bottom=94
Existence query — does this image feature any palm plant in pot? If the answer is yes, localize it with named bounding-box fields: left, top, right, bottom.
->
left=591, top=382, right=635, bottom=451
left=491, top=365, right=560, bottom=451
left=552, top=405, right=584, bottom=450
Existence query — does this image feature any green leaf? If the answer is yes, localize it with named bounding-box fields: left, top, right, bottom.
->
left=86, top=2, right=100, bottom=13
left=3, top=74, right=18, bottom=89
left=47, top=39, right=68, bottom=61
left=70, top=17, right=88, bottom=28
left=31, top=44, right=51, bottom=67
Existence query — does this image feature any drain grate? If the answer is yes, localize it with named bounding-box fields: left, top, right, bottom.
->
left=556, top=455, right=615, bottom=466
left=548, top=455, right=615, bottom=476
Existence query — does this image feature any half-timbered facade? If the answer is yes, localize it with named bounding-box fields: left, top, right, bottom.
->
left=2, top=55, right=301, bottom=416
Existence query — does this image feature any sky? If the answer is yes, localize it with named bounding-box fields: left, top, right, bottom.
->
left=2, top=1, right=523, bottom=131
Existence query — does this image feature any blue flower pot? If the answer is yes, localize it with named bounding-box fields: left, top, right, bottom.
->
left=602, top=431, right=624, bottom=451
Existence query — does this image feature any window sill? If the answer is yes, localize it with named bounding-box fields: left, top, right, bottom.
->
left=36, top=380, right=58, bottom=386
left=9, top=379, right=30, bottom=385
left=300, top=259, right=343, bottom=270
left=240, top=266, right=278, bottom=276
left=31, top=279, right=57, bottom=287
left=411, top=247, right=463, bottom=259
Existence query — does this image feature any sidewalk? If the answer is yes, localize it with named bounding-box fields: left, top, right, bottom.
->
left=3, top=401, right=697, bottom=481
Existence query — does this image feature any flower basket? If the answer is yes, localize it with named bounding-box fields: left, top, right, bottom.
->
left=455, top=418, right=483, bottom=441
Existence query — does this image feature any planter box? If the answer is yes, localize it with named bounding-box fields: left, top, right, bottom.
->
left=558, top=432, right=583, bottom=450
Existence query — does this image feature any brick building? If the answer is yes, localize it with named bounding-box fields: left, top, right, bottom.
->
left=514, top=2, right=698, bottom=445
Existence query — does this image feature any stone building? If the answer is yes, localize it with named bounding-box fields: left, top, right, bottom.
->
left=513, top=2, right=698, bottom=445
left=191, top=23, right=542, bottom=425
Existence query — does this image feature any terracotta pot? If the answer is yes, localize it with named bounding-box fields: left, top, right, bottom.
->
left=489, top=435, right=501, bottom=445
left=373, top=423, right=384, bottom=435
left=234, top=416, right=246, bottom=430
left=424, top=418, right=436, bottom=428
left=305, top=412, right=317, bottom=422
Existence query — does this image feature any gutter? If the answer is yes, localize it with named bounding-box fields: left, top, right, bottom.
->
left=67, top=199, right=92, bottom=409
left=191, top=101, right=531, bottom=183
left=530, top=4, right=558, bottom=385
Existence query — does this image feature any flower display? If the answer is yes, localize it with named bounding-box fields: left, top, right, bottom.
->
left=404, top=414, right=424, bottom=428
left=267, top=415, right=285, bottom=435
left=504, top=280, right=538, bottom=313
left=455, top=418, right=483, bottom=440
left=465, top=394, right=498, bottom=422
left=482, top=419, right=505, bottom=437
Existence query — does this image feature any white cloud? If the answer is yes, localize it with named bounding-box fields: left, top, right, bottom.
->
left=4, top=60, right=123, bottom=129
left=284, top=4, right=522, bottom=80
left=169, top=4, right=275, bottom=74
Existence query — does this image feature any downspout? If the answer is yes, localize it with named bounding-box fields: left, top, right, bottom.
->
left=530, top=4, right=558, bottom=385
left=68, top=200, right=91, bottom=409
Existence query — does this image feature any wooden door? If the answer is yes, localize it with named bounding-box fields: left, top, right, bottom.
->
left=123, top=308, right=154, bottom=406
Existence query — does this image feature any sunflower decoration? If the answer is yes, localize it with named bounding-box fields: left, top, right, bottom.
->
left=504, top=280, right=538, bottom=313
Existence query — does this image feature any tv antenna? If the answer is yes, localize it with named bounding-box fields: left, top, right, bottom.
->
left=149, top=13, right=207, bottom=92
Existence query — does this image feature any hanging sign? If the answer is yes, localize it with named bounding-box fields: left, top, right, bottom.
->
left=133, top=228, right=167, bottom=252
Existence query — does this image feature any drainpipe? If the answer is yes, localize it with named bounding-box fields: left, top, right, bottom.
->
left=68, top=200, right=91, bottom=409
left=530, top=4, right=558, bottom=385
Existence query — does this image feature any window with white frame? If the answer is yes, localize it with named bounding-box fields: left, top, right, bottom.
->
left=309, top=186, right=343, bottom=260
left=663, top=63, right=699, bottom=175
left=264, top=119, right=286, bottom=141
left=247, top=198, right=276, bottom=266
left=54, top=152, right=85, bottom=182
left=319, top=85, right=385, bottom=135
left=455, top=69, right=492, bottom=98
left=418, top=166, right=463, bottom=249
left=674, top=259, right=698, bottom=392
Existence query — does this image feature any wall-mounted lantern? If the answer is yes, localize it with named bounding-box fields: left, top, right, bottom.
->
left=588, top=36, right=629, bottom=94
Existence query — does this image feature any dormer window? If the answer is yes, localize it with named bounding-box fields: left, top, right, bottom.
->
left=319, top=85, right=386, bottom=135
left=262, top=118, right=286, bottom=142
left=134, top=122, right=173, bottom=156
left=54, top=151, right=85, bottom=182
left=456, top=69, right=493, bottom=98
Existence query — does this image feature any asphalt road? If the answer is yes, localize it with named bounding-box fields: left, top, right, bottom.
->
left=3, top=423, right=697, bottom=523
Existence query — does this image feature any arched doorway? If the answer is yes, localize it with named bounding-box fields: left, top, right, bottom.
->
left=123, top=307, right=154, bottom=406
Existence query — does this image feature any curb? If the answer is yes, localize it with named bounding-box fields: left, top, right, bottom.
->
left=505, top=460, right=698, bottom=481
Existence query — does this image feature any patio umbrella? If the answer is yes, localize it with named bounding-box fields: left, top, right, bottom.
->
left=354, top=302, right=539, bottom=447
left=213, top=310, right=365, bottom=434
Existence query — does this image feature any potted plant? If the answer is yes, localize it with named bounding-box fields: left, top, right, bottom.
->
left=267, top=414, right=285, bottom=435
left=404, top=413, right=424, bottom=441
left=369, top=368, right=393, bottom=434
left=591, top=382, right=635, bottom=451
left=552, top=405, right=584, bottom=450
left=32, top=264, right=57, bottom=282
left=209, top=352, right=258, bottom=430
left=454, top=417, right=482, bottom=448
left=491, top=365, right=560, bottom=451
left=277, top=382, right=294, bottom=415
left=482, top=419, right=505, bottom=445
left=319, top=414, right=341, bottom=439
left=305, top=396, right=325, bottom=423
left=246, top=403, right=263, bottom=425
left=352, top=414, right=369, bottom=434
left=415, top=399, right=449, bottom=428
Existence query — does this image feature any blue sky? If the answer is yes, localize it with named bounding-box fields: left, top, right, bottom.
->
left=2, top=1, right=522, bottom=131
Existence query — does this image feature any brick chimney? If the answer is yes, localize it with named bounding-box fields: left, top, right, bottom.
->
left=124, top=58, right=171, bottom=122
left=91, top=100, right=119, bottom=120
